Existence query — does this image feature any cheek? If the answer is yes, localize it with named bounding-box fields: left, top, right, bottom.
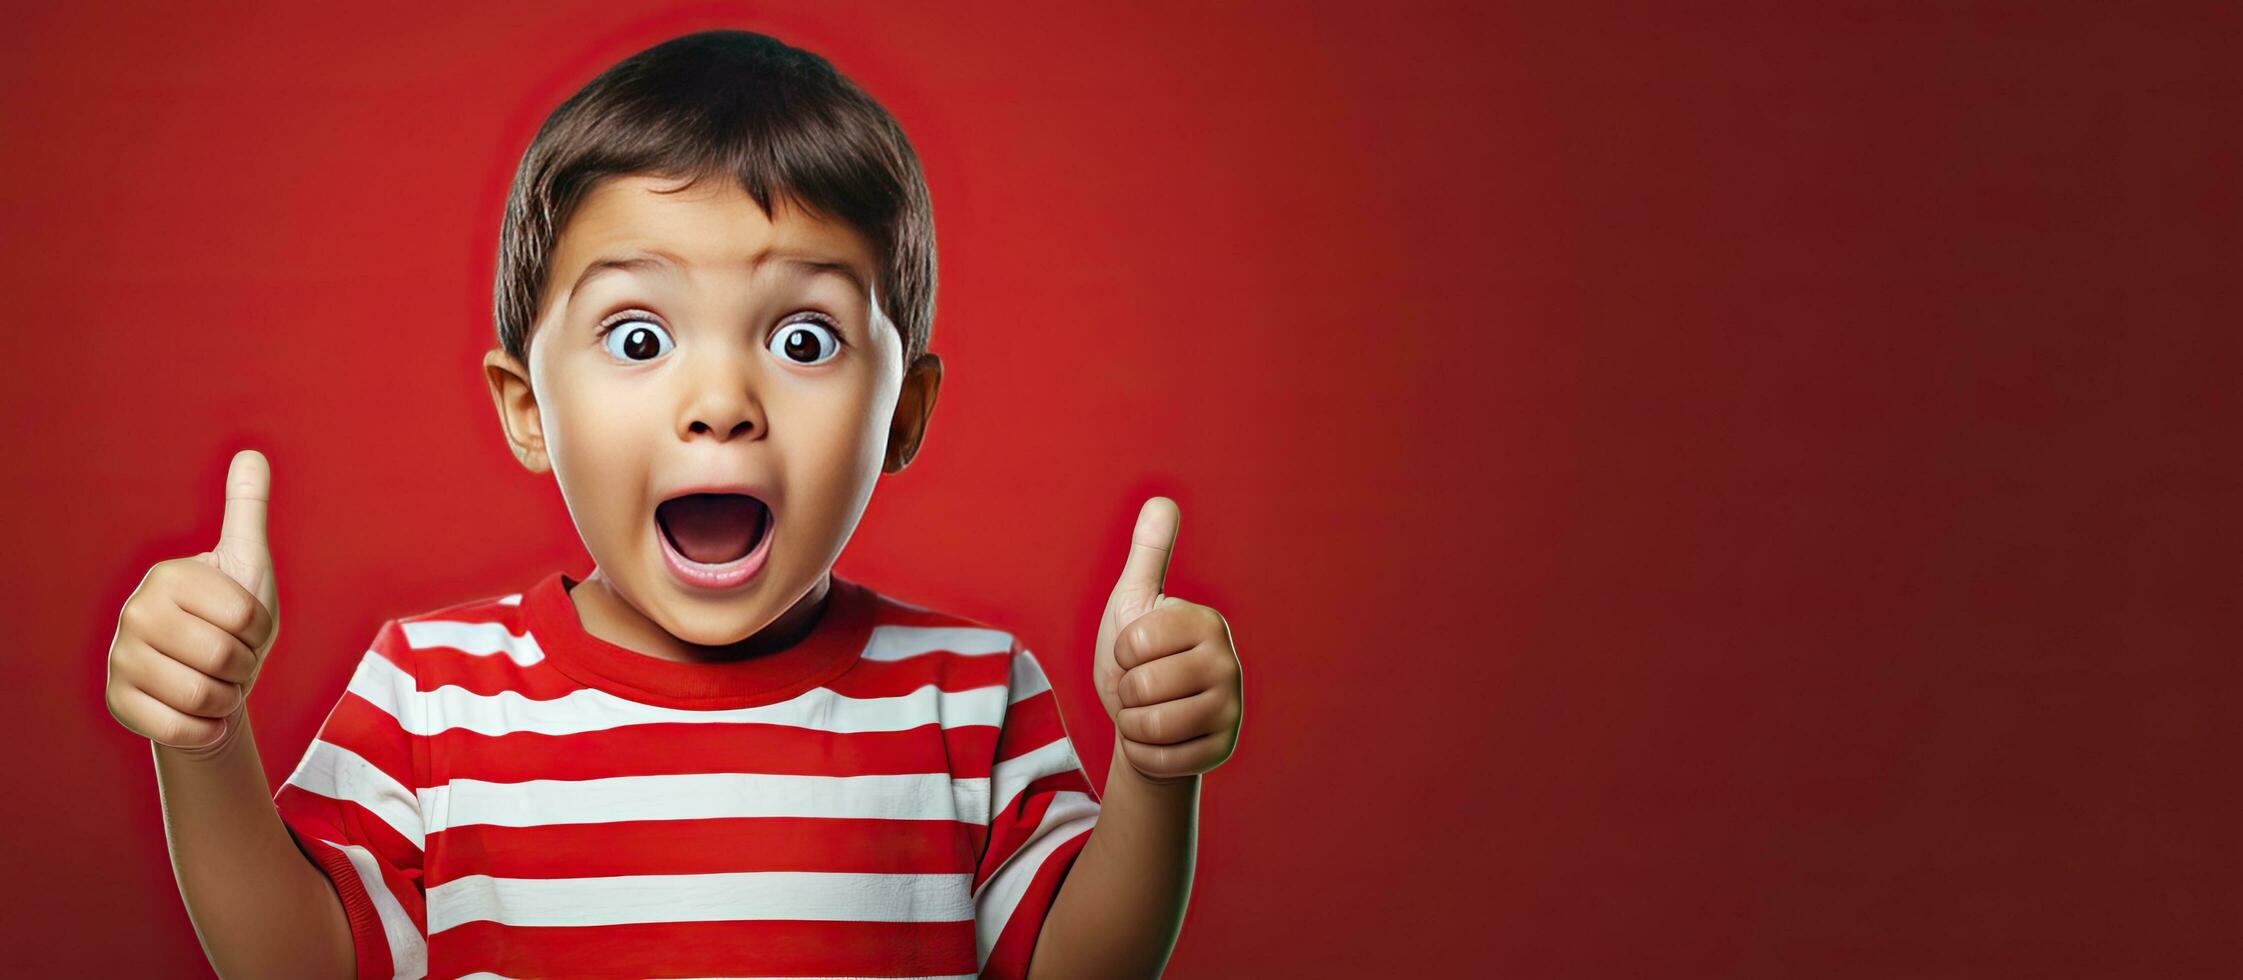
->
left=833, top=391, right=893, bottom=475
left=540, top=375, right=653, bottom=525
left=855, top=406, right=892, bottom=473
left=783, top=394, right=888, bottom=511
left=841, top=401, right=897, bottom=507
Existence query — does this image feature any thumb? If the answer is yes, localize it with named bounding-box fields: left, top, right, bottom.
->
left=1108, top=496, right=1179, bottom=619
left=213, top=449, right=272, bottom=595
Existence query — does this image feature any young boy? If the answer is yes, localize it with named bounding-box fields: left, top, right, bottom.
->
left=104, top=30, right=1243, bottom=978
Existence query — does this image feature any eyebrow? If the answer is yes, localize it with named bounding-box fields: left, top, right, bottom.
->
left=568, top=249, right=869, bottom=299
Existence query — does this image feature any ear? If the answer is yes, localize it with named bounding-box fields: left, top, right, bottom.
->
left=884, top=352, right=943, bottom=473
left=483, top=347, right=551, bottom=474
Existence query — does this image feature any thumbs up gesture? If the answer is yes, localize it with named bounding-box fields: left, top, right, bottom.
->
left=1094, top=497, right=1243, bottom=782
left=104, top=450, right=281, bottom=757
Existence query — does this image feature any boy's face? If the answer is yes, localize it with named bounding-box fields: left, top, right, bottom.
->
left=482, top=173, right=940, bottom=652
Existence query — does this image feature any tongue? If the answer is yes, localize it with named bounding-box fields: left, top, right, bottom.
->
left=659, top=494, right=765, bottom=564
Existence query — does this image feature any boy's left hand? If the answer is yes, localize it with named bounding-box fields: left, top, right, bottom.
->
left=1093, top=497, right=1242, bottom=782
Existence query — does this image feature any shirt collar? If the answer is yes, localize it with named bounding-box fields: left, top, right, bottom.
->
left=521, top=569, right=875, bottom=708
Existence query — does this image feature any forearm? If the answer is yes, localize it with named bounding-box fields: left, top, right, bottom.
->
left=1025, top=733, right=1199, bottom=979
left=153, top=708, right=356, bottom=978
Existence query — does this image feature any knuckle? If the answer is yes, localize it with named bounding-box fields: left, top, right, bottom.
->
left=222, top=596, right=259, bottom=637
left=108, top=643, right=146, bottom=685
left=204, top=632, right=240, bottom=674
left=118, top=708, right=154, bottom=741
left=1142, top=705, right=1171, bottom=743
left=147, top=641, right=194, bottom=677
left=151, top=557, right=193, bottom=587
left=153, top=672, right=197, bottom=708
left=181, top=680, right=216, bottom=717
left=1123, top=669, right=1153, bottom=707
left=119, top=596, right=151, bottom=635
left=148, top=670, right=194, bottom=712
left=224, top=645, right=257, bottom=682
left=190, top=677, right=235, bottom=717
left=1212, top=650, right=1241, bottom=682
left=1123, top=622, right=1152, bottom=659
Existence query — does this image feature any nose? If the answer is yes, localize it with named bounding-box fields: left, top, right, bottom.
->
left=679, top=347, right=765, bottom=442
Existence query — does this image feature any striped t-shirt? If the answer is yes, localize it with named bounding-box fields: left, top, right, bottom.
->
left=272, top=570, right=1103, bottom=979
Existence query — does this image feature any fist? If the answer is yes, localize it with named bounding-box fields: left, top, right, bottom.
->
left=1094, top=497, right=1243, bottom=782
left=105, top=449, right=280, bottom=755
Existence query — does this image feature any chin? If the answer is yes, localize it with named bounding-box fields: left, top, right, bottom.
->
left=659, top=601, right=770, bottom=647
left=629, top=535, right=769, bottom=633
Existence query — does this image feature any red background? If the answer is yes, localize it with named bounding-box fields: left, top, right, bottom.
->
left=6, top=1, right=2239, bottom=975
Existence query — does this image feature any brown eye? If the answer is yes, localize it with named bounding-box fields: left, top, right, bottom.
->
left=769, top=317, right=840, bottom=365
left=600, top=316, right=673, bottom=362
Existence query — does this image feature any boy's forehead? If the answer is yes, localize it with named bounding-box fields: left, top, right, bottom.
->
left=547, top=174, right=876, bottom=300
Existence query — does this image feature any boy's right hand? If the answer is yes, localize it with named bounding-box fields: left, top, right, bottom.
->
left=106, top=449, right=280, bottom=756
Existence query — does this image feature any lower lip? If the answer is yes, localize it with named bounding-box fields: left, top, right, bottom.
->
left=656, top=507, right=773, bottom=590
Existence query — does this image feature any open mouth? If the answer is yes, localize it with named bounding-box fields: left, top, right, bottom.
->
left=655, top=492, right=771, bottom=565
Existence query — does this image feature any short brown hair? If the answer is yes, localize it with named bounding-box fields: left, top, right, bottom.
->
left=493, top=30, right=936, bottom=367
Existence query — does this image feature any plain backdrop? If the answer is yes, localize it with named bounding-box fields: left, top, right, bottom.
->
left=4, top=1, right=2239, bottom=976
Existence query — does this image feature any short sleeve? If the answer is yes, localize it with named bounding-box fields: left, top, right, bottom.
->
left=973, top=642, right=1103, bottom=979
left=271, top=619, right=429, bottom=979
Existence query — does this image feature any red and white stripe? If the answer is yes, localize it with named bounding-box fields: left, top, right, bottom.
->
left=274, top=585, right=1101, bottom=980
